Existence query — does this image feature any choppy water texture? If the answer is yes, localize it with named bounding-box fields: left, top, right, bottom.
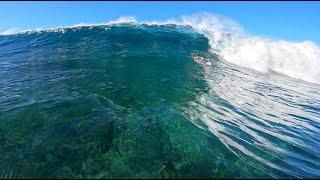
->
left=0, top=23, right=320, bottom=178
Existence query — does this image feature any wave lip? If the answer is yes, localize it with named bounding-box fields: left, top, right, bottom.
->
left=0, top=16, right=138, bottom=36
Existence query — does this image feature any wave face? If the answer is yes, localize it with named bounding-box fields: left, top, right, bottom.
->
left=0, top=16, right=320, bottom=178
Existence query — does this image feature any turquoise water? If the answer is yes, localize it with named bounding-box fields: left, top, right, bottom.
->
left=0, top=24, right=320, bottom=178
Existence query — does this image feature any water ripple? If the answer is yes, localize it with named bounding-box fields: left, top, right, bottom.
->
left=186, top=59, right=320, bottom=178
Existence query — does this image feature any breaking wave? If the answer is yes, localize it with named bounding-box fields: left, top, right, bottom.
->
left=2, top=13, right=320, bottom=84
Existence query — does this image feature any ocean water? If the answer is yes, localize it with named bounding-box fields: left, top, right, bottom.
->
left=1, top=16, right=320, bottom=178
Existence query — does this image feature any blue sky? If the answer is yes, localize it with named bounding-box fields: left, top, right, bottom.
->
left=1, top=2, right=319, bottom=44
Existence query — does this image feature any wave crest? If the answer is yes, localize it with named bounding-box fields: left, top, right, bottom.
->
left=1, top=13, right=320, bottom=84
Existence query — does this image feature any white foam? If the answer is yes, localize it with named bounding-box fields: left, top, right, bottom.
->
left=106, top=16, right=137, bottom=25
left=218, top=37, right=320, bottom=84
left=159, top=13, right=320, bottom=85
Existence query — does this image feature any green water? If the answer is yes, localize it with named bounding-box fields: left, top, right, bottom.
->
left=3, top=24, right=318, bottom=178
left=0, top=25, right=237, bottom=178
